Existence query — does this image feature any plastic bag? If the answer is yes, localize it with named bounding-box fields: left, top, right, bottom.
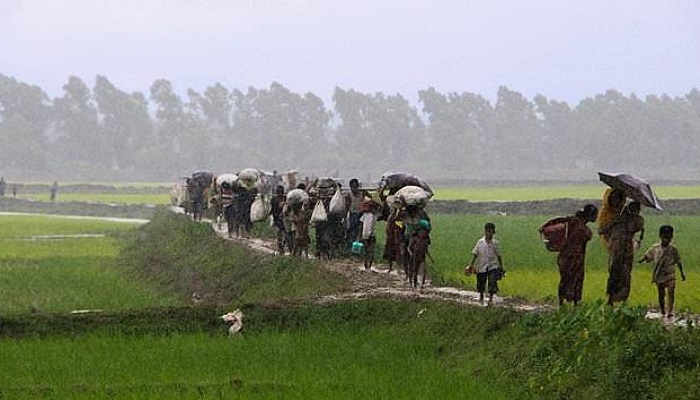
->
left=310, top=200, right=328, bottom=223
left=250, top=195, right=271, bottom=222
left=329, top=189, right=346, bottom=215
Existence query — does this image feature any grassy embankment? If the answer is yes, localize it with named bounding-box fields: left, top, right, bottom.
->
left=2, top=188, right=700, bottom=399
left=0, top=211, right=522, bottom=399
left=1, top=212, right=699, bottom=399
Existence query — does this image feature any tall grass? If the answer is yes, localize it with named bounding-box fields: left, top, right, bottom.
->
left=116, top=210, right=347, bottom=304
left=422, top=213, right=700, bottom=311
left=0, top=300, right=525, bottom=400
left=2, top=211, right=699, bottom=400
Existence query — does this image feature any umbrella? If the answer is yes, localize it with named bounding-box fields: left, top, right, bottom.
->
left=598, top=172, right=662, bottom=210
left=379, top=172, right=433, bottom=196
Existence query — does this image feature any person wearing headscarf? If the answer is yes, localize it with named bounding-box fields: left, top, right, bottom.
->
left=599, top=188, right=644, bottom=305
left=557, top=204, right=598, bottom=306
left=597, top=188, right=626, bottom=250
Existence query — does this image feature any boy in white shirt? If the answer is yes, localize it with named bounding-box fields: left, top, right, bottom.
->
left=465, top=222, right=505, bottom=304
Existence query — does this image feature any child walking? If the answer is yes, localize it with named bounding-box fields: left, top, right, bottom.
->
left=465, top=222, right=505, bottom=305
left=359, top=199, right=380, bottom=270
left=638, top=225, right=686, bottom=318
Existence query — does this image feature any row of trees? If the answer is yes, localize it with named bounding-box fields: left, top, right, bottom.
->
left=1, top=73, right=699, bottom=182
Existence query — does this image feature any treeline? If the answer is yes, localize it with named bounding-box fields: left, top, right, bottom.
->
left=1, top=73, right=699, bottom=182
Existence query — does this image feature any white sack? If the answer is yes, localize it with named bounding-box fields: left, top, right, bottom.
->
left=250, top=195, right=271, bottom=222
left=329, top=189, right=346, bottom=215
left=310, top=200, right=328, bottom=223
left=286, top=188, right=309, bottom=205
left=395, top=185, right=431, bottom=206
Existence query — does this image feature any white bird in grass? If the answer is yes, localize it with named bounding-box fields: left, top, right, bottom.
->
left=220, top=309, right=244, bottom=336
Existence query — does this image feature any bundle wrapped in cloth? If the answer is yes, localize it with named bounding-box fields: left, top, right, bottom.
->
left=395, top=185, right=431, bottom=207
left=286, top=188, right=309, bottom=205
left=190, top=170, right=214, bottom=189
left=215, top=173, right=238, bottom=190
left=238, top=168, right=260, bottom=190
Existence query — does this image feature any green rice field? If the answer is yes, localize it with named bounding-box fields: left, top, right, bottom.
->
left=433, top=184, right=700, bottom=201
left=0, top=214, right=178, bottom=315
left=425, top=213, right=700, bottom=312
left=27, top=192, right=171, bottom=205
left=1, top=208, right=699, bottom=399
left=0, top=314, right=512, bottom=400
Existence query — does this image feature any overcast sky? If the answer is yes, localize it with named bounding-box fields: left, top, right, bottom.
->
left=1, top=0, right=698, bottom=105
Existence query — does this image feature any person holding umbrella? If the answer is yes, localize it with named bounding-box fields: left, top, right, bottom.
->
left=599, top=194, right=647, bottom=306
left=597, top=172, right=660, bottom=306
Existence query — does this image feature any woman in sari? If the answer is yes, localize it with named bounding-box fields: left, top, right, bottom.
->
left=599, top=189, right=644, bottom=304
left=557, top=204, right=598, bottom=306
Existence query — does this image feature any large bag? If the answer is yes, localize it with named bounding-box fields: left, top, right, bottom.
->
left=310, top=200, right=328, bottom=223
left=539, top=217, right=569, bottom=252
left=395, top=185, right=431, bottom=207
left=250, top=195, right=271, bottom=222
left=238, top=168, right=259, bottom=190
left=329, top=189, right=346, bottom=215
left=286, top=188, right=309, bottom=205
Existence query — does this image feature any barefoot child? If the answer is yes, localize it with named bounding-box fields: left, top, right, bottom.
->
left=465, top=222, right=505, bottom=305
left=638, top=225, right=686, bottom=318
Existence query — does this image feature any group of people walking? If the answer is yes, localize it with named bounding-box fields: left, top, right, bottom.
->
left=205, top=170, right=434, bottom=287
left=190, top=169, right=687, bottom=314
left=553, top=188, right=685, bottom=317
left=267, top=177, right=432, bottom=280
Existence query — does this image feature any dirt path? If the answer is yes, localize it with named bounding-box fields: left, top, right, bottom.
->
left=212, top=222, right=544, bottom=313
left=212, top=221, right=699, bottom=328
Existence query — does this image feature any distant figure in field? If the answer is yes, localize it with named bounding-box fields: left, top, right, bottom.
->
left=0, top=177, right=6, bottom=196
left=557, top=204, right=598, bottom=307
left=50, top=181, right=59, bottom=202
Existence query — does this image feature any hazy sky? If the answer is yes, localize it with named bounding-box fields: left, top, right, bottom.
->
left=1, top=0, right=698, bottom=105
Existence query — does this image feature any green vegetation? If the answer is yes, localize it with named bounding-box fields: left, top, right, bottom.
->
left=2, top=208, right=700, bottom=399
left=12, top=181, right=700, bottom=205
left=424, top=213, right=700, bottom=312
left=434, top=185, right=700, bottom=201
left=0, top=214, right=178, bottom=315
left=0, top=301, right=524, bottom=400
left=512, top=302, right=700, bottom=400
left=116, top=210, right=346, bottom=303
left=37, top=192, right=171, bottom=205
